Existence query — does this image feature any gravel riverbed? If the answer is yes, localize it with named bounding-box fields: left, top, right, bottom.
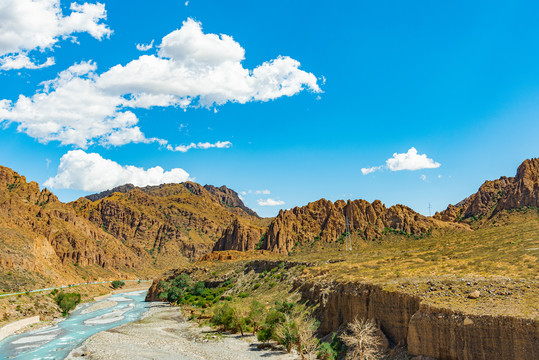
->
left=66, top=303, right=298, bottom=360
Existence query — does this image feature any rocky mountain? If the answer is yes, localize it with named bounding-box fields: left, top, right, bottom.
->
left=435, top=158, right=539, bottom=222
left=211, top=158, right=539, bottom=255
left=258, top=199, right=454, bottom=254
left=0, top=166, right=143, bottom=291
left=0, top=166, right=262, bottom=291
left=72, top=182, right=265, bottom=268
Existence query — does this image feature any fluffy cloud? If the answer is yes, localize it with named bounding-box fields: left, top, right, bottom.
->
left=136, top=40, right=154, bottom=51
left=0, top=0, right=111, bottom=70
left=0, top=18, right=320, bottom=148
left=0, top=53, right=55, bottom=70
left=361, top=147, right=441, bottom=175
left=167, top=141, right=232, bottom=152
left=257, top=198, right=284, bottom=206
left=386, top=147, right=441, bottom=171
left=44, top=150, right=191, bottom=191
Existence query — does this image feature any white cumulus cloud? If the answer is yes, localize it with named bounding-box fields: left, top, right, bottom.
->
left=361, top=147, right=441, bottom=175
left=0, top=0, right=111, bottom=70
left=44, top=150, right=191, bottom=192
left=386, top=147, right=441, bottom=171
left=257, top=198, right=285, bottom=206
left=0, top=18, right=320, bottom=148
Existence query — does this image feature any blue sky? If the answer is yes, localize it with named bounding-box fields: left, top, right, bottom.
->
left=0, top=0, right=538, bottom=217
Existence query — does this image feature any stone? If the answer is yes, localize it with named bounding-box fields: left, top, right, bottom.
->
left=468, top=290, right=481, bottom=299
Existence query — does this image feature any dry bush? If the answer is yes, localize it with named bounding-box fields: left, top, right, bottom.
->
left=339, top=317, right=383, bottom=360
left=275, top=312, right=318, bottom=359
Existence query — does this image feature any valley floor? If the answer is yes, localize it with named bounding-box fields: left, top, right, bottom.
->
left=67, top=303, right=297, bottom=360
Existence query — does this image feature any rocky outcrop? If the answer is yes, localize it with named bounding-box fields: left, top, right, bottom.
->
left=262, top=199, right=438, bottom=254
left=204, top=185, right=258, bottom=217
left=299, top=280, right=539, bottom=360
left=436, top=158, right=539, bottom=221
left=85, top=184, right=136, bottom=202
left=73, top=182, right=261, bottom=264
left=212, top=219, right=264, bottom=252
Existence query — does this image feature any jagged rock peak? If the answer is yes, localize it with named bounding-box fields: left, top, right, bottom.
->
left=85, top=181, right=258, bottom=217
left=204, top=184, right=258, bottom=217
left=435, top=158, right=539, bottom=221
left=261, top=198, right=437, bottom=254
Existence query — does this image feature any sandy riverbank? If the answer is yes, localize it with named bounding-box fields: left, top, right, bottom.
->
left=66, top=303, right=298, bottom=360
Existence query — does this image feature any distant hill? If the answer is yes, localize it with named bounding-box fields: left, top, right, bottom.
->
left=0, top=166, right=261, bottom=292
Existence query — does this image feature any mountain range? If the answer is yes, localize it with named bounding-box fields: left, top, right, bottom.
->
left=0, top=158, right=537, bottom=292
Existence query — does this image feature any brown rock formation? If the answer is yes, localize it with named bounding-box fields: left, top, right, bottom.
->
left=435, top=158, right=539, bottom=221
left=203, top=185, right=258, bottom=217
left=0, top=166, right=141, bottom=290
left=72, top=182, right=262, bottom=266
left=212, top=218, right=265, bottom=252
left=299, top=280, right=539, bottom=360
left=262, top=199, right=437, bottom=254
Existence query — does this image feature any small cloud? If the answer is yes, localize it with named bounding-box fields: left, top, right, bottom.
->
left=166, top=141, right=232, bottom=152
left=438, top=174, right=442, bottom=179
left=45, top=158, right=51, bottom=168
left=420, top=174, right=427, bottom=181
left=361, top=166, right=382, bottom=175
left=136, top=40, right=154, bottom=51
left=0, top=54, right=55, bottom=70
left=257, top=198, right=285, bottom=206
left=362, top=148, right=441, bottom=175
left=242, top=189, right=271, bottom=195
left=185, top=1, right=189, bottom=5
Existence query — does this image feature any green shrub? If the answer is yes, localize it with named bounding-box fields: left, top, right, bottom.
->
left=318, top=342, right=337, bottom=360
left=111, top=280, right=125, bottom=289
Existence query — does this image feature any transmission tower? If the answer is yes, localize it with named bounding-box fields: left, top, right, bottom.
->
left=345, top=215, right=352, bottom=251
left=428, top=203, right=432, bottom=216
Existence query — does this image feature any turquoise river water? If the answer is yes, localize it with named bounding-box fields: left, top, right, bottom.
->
left=0, top=290, right=150, bottom=359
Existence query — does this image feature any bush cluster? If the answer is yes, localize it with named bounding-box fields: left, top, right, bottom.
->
left=111, top=280, right=125, bottom=289
left=157, top=273, right=226, bottom=307
left=54, top=292, right=81, bottom=316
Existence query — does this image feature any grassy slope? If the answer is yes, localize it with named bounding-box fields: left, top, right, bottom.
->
left=181, top=210, right=538, bottom=320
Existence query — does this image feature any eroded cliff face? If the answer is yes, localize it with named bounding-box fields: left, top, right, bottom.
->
left=436, top=158, right=539, bottom=222
left=0, top=166, right=141, bottom=289
left=298, top=280, right=538, bottom=360
left=262, top=199, right=442, bottom=254
left=212, top=218, right=265, bottom=252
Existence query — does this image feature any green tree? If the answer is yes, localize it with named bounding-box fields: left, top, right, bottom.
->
left=248, top=300, right=265, bottom=335
left=54, top=292, right=81, bottom=316
left=111, top=280, right=125, bottom=289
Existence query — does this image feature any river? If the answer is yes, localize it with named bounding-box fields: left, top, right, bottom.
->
left=0, top=290, right=150, bottom=359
